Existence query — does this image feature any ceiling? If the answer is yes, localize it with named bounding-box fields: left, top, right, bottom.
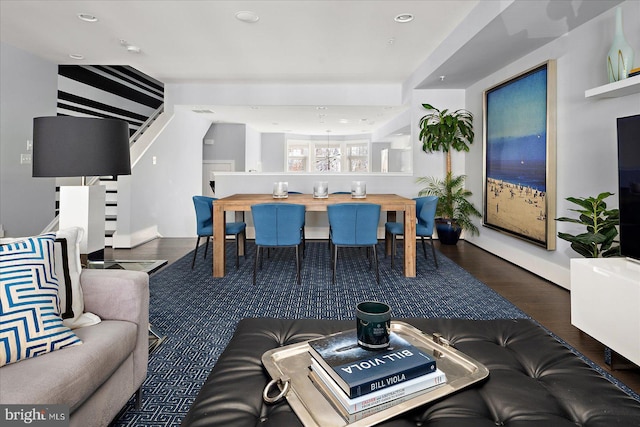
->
left=0, top=0, right=620, bottom=136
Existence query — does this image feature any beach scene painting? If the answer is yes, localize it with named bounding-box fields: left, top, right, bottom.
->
left=483, top=62, right=556, bottom=249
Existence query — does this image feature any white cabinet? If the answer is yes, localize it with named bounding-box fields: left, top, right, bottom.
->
left=571, top=258, right=640, bottom=366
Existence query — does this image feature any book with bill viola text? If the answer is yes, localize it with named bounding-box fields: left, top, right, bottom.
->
left=308, top=329, right=437, bottom=398
left=310, top=359, right=446, bottom=415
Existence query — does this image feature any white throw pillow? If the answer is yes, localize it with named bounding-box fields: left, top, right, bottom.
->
left=0, top=228, right=101, bottom=329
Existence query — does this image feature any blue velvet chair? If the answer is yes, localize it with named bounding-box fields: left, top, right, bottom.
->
left=287, top=191, right=306, bottom=256
left=251, top=203, right=306, bottom=285
left=192, top=196, right=246, bottom=270
left=385, top=196, right=438, bottom=269
left=327, top=203, right=381, bottom=284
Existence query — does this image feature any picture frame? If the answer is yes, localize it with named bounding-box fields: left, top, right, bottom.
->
left=482, top=60, right=556, bottom=250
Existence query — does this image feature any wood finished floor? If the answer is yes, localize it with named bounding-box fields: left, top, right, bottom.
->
left=106, top=238, right=640, bottom=394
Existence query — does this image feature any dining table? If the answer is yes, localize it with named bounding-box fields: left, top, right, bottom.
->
left=212, top=193, right=416, bottom=278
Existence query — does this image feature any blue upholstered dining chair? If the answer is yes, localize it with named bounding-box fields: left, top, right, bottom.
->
left=287, top=191, right=306, bottom=256
left=251, top=203, right=306, bottom=285
left=327, top=203, right=381, bottom=284
left=192, top=196, right=246, bottom=270
left=385, top=196, right=438, bottom=269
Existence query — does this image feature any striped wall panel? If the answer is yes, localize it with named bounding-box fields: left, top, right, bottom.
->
left=57, top=65, right=164, bottom=136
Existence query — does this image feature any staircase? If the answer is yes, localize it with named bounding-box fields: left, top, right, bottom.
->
left=102, top=104, right=164, bottom=247
left=102, top=177, right=119, bottom=247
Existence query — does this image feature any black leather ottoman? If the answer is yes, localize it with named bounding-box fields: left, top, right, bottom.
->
left=181, top=318, right=640, bottom=426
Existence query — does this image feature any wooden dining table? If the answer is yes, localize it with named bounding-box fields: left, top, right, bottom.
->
left=212, top=193, right=416, bottom=278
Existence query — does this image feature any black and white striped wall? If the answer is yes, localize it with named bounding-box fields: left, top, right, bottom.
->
left=57, top=65, right=164, bottom=136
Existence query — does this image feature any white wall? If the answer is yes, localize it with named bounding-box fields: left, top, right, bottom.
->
left=245, top=125, right=261, bottom=172
left=165, top=82, right=404, bottom=112
left=129, top=109, right=210, bottom=238
left=0, top=43, right=57, bottom=237
left=464, top=2, right=640, bottom=289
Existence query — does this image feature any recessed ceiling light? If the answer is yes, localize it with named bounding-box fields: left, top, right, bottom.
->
left=316, top=106, right=327, bottom=110
left=69, top=53, right=84, bottom=60
left=338, top=119, right=350, bottom=124
left=77, top=13, right=98, bottom=22
left=126, top=45, right=141, bottom=54
left=394, top=13, right=414, bottom=23
left=235, top=11, right=259, bottom=23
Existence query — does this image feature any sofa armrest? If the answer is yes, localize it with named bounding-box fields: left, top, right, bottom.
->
left=81, top=269, right=149, bottom=325
left=80, top=269, right=150, bottom=390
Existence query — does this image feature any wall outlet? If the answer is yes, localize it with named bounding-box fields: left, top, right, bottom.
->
left=20, top=153, right=32, bottom=164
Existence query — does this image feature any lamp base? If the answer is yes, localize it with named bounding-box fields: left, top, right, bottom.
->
left=59, top=185, right=106, bottom=256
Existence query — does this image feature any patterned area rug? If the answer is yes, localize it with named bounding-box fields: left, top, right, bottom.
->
left=111, top=241, right=637, bottom=426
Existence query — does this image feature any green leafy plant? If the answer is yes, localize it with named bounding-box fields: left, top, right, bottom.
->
left=419, top=103, right=474, bottom=174
left=417, top=172, right=481, bottom=236
left=417, top=103, right=480, bottom=239
left=555, top=192, right=620, bottom=258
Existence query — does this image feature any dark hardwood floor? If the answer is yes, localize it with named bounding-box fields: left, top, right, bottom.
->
left=107, top=238, right=640, bottom=394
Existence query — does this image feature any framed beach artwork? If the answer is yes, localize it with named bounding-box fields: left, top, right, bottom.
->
left=483, top=60, right=556, bottom=250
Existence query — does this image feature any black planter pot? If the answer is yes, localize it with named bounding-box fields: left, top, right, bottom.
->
left=435, top=220, right=463, bottom=245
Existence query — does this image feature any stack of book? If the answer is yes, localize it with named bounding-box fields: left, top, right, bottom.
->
left=307, top=329, right=446, bottom=421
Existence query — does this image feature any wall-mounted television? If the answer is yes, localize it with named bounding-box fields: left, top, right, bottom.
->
left=617, top=114, right=640, bottom=262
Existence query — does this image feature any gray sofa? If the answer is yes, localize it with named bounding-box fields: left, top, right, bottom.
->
left=0, top=269, right=149, bottom=427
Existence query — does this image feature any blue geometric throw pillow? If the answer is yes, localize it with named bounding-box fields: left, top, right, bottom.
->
left=0, top=233, right=82, bottom=366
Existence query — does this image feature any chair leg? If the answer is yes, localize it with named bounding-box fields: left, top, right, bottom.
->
left=332, top=245, right=338, bottom=284
left=421, top=236, right=427, bottom=259
left=390, top=234, right=396, bottom=269
left=302, top=228, right=306, bottom=258
left=242, top=230, right=247, bottom=259
left=191, top=237, right=201, bottom=269
left=430, top=236, right=439, bottom=268
left=295, top=245, right=301, bottom=285
left=373, top=244, right=379, bottom=284
left=253, top=246, right=260, bottom=285
left=235, top=234, right=240, bottom=269
left=203, top=236, right=210, bottom=259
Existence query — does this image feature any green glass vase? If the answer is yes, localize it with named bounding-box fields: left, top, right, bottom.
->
left=607, top=7, right=634, bottom=83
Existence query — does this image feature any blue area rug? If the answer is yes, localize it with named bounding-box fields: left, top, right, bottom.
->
left=111, top=241, right=637, bottom=426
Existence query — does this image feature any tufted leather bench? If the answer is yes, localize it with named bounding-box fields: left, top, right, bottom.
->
left=180, top=318, right=640, bottom=426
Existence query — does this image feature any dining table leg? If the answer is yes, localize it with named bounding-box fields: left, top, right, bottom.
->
left=403, top=203, right=416, bottom=277
left=213, top=203, right=226, bottom=277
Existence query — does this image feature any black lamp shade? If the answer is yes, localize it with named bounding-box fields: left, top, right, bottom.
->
left=33, top=116, right=131, bottom=177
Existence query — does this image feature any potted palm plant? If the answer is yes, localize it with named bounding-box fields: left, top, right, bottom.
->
left=417, top=103, right=481, bottom=244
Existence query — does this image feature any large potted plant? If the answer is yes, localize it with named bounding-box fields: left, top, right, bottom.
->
left=555, top=192, right=620, bottom=258
left=417, top=103, right=481, bottom=244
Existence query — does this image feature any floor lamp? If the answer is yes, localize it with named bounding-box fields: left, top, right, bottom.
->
left=32, top=116, right=131, bottom=261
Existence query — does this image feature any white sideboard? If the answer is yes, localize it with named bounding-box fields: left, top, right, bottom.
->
left=571, top=258, right=640, bottom=366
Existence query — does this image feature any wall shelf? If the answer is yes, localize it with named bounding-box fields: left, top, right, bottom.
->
left=585, top=74, right=640, bottom=99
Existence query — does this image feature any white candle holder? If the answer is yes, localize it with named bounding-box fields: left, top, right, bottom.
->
left=351, top=181, right=367, bottom=198
left=313, top=181, right=329, bottom=198
left=272, top=181, right=289, bottom=198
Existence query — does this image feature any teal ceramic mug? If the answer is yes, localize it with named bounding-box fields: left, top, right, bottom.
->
left=356, top=301, right=391, bottom=349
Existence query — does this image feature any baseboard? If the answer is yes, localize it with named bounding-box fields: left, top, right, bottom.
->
left=112, top=226, right=160, bottom=249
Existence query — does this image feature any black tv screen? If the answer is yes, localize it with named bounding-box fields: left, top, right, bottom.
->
left=617, top=114, right=640, bottom=261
